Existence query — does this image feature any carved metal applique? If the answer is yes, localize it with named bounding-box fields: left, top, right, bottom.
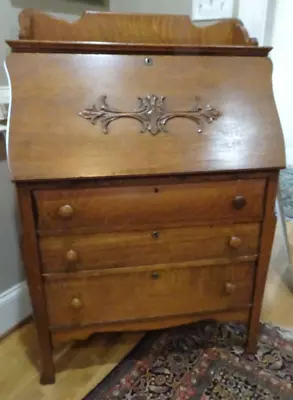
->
left=79, top=94, right=222, bottom=136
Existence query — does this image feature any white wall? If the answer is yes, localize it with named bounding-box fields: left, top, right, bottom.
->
left=237, top=0, right=269, bottom=44
left=111, top=0, right=192, bottom=15
left=0, top=162, right=23, bottom=293
left=237, top=0, right=291, bottom=165
left=270, top=0, right=293, bottom=165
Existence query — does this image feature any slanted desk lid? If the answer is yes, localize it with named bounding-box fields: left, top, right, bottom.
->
left=6, top=43, right=285, bottom=182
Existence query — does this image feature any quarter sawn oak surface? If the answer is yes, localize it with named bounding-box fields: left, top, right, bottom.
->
left=6, top=11, right=285, bottom=384
left=6, top=54, right=284, bottom=181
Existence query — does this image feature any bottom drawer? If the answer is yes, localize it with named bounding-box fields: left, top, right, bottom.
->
left=45, top=263, right=254, bottom=329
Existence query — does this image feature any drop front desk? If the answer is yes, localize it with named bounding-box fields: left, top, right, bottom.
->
left=6, top=10, right=285, bottom=383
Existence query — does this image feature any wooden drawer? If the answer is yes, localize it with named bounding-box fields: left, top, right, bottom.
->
left=40, top=223, right=260, bottom=273
left=34, top=179, right=266, bottom=232
left=45, top=263, right=254, bottom=328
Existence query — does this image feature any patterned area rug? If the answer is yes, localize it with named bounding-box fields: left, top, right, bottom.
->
left=84, top=321, right=293, bottom=400
left=280, top=167, right=293, bottom=219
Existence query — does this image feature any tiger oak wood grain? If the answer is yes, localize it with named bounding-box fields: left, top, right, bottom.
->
left=45, top=263, right=254, bottom=329
left=52, top=309, right=250, bottom=345
left=39, top=223, right=260, bottom=273
left=6, top=54, right=285, bottom=182
left=7, top=11, right=285, bottom=384
left=34, top=179, right=266, bottom=232
left=18, top=10, right=257, bottom=45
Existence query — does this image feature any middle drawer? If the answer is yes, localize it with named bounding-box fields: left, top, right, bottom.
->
left=39, top=223, right=260, bottom=273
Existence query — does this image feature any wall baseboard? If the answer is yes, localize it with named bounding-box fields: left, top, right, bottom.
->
left=0, top=281, right=32, bottom=337
left=0, top=86, right=10, bottom=104
left=0, top=86, right=10, bottom=120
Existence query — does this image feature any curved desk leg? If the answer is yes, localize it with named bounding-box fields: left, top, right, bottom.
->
left=17, top=185, right=55, bottom=384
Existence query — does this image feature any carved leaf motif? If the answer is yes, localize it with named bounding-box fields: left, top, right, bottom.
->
left=79, top=95, right=222, bottom=135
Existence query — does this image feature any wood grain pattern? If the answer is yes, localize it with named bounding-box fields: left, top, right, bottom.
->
left=7, top=40, right=271, bottom=57
left=52, top=309, right=250, bottom=345
left=17, top=171, right=275, bottom=190
left=16, top=186, right=55, bottom=384
left=6, top=11, right=284, bottom=384
left=39, top=223, right=260, bottom=273
left=45, top=263, right=254, bottom=329
left=246, top=173, right=279, bottom=353
left=1, top=220, right=292, bottom=397
left=6, top=54, right=285, bottom=182
left=17, top=10, right=257, bottom=45
left=34, top=179, right=266, bottom=232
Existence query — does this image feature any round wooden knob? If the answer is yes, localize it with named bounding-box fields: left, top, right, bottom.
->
left=229, top=236, right=242, bottom=249
left=225, top=282, right=237, bottom=295
left=232, top=196, right=247, bottom=210
left=58, top=204, right=74, bottom=218
left=65, top=249, right=78, bottom=263
left=151, top=271, right=160, bottom=280
left=71, top=297, right=83, bottom=309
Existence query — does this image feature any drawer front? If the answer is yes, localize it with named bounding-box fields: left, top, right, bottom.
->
left=34, top=179, right=265, bottom=231
left=45, top=263, right=254, bottom=328
left=40, top=224, right=260, bottom=273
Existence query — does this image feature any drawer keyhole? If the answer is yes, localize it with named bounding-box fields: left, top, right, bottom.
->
left=152, top=231, right=160, bottom=239
left=144, top=57, right=153, bottom=66
left=152, top=272, right=160, bottom=280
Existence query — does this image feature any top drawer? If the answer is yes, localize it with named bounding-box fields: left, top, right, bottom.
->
left=34, top=179, right=266, bottom=232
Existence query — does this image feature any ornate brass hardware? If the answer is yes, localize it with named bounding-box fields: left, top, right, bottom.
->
left=79, top=94, right=222, bottom=136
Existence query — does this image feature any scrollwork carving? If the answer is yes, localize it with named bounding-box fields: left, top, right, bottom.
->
left=79, top=95, right=222, bottom=135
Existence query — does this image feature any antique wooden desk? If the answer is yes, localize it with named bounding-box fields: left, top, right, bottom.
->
left=6, top=11, right=285, bottom=384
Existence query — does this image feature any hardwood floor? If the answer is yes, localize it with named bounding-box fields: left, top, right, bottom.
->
left=1, top=220, right=293, bottom=399
left=262, top=220, right=293, bottom=328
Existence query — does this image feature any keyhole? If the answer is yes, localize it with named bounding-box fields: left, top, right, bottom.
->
left=152, top=272, right=160, bottom=280
left=152, top=231, right=160, bottom=239
left=154, top=187, right=159, bottom=193
left=144, top=57, right=153, bottom=66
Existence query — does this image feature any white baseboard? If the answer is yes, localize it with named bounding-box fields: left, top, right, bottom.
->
left=0, top=281, right=32, bottom=336
left=0, top=86, right=10, bottom=104
left=0, top=86, right=10, bottom=120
